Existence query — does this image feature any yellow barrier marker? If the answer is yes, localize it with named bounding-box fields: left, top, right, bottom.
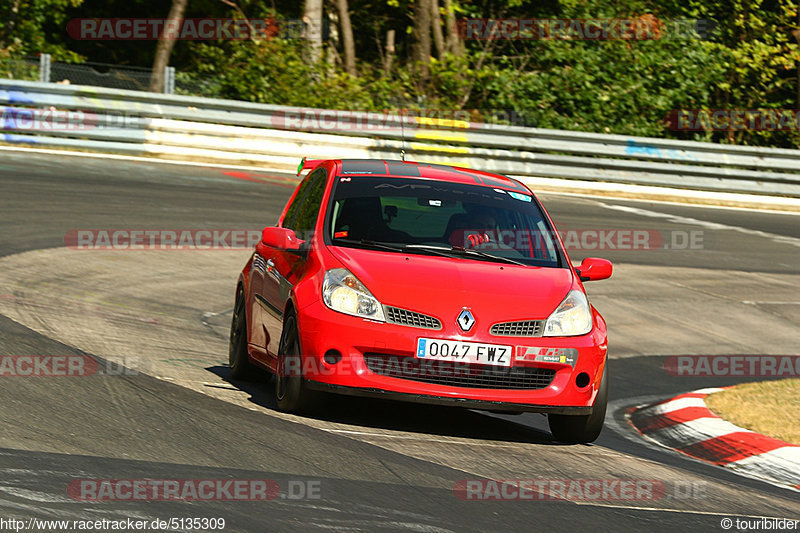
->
left=413, top=116, right=471, bottom=129
left=409, top=142, right=469, bottom=154
left=413, top=130, right=469, bottom=143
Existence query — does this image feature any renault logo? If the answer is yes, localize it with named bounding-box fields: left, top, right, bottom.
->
left=457, top=309, right=475, bottom=332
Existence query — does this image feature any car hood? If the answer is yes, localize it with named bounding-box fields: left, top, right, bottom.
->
left=327, top=246, right=576, bottom=327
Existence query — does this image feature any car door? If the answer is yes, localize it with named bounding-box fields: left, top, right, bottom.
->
left=257, top=167, right=327, bottom=361
left=249, top=174, right=313, bottom=363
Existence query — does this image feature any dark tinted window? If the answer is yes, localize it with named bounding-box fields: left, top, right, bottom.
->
left=328, top=176, right=561, bottom=267
left=283, top=168, right=327, bottom=239
left=385, top=162, right=421, bottom=176
left=340, top=160, right=387, bottom=175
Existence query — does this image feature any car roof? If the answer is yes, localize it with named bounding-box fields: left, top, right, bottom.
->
left=328, top=159, right=532, bottom=195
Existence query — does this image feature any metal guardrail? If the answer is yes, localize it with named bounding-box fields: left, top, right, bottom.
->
left=2, top=79, right=800, bottom=198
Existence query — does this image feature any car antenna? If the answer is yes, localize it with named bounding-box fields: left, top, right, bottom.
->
left=400, top=107, right=407, bottom=161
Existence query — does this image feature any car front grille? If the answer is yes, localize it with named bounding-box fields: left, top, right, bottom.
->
left=384, top=306, right=442, bottom=330
left=252, top=254, right=266, bottom=273
left=490, top=320, right=545, bottom=337
left=363, top=354, right=556, bottom=390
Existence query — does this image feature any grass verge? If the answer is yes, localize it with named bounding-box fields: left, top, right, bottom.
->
left=705, top=378, right=800, bottom=445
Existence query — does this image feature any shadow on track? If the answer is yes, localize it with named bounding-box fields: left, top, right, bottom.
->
left=206, top=364, right=559, bottom=446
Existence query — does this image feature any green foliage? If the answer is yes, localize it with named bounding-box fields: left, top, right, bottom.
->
left=677, top=0, right=800, bottom=146
left=186, top=39, right=381, bottom=109
left=481, top=37, right=727, bottom=139
left=0, top=0, right=84, bottom=61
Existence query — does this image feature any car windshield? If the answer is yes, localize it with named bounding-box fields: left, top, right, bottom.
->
left=327, top=176, right=562, bottom=267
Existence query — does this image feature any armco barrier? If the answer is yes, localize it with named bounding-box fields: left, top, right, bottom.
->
left=2, top=79, right=800, bottom=200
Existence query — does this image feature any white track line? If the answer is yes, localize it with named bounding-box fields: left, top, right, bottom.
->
left=539, top=189, right=800, bottom=215
left=597, top=202, right=800, bottom=248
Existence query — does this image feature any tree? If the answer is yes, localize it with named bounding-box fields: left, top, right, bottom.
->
left=336, top=0, right=357, bottom=75
left=431, top=0, right=444, bottom=58
left=149, top=0, right=188, bottom=92
left=304, top=0, right=324, bottom=65
left=794, top=9, right=800, bottom=110
left=443, top=0, right=462, bottom=55
left=412, top=0, right=432, bottom=78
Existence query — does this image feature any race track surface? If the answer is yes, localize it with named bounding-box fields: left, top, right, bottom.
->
left=1, top=150, right=798, bottom=532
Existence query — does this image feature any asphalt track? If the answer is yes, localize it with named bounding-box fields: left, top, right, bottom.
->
left=0, top=150, right=798, bottom=532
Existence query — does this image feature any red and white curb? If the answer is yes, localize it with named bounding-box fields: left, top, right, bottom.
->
left=627, top=387, right=800, bottom=492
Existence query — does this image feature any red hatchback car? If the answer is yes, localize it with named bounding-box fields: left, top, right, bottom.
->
left=230, top=159, right=612, bottom=443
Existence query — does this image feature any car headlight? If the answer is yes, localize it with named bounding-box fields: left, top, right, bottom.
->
left=322, top=268, right=385, bottom=321
left=543, top=290, right=592, bottom=336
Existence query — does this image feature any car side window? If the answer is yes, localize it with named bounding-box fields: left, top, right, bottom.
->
left=283, top=167, right=327, bottom=239
left=282, top=175, right=312, bottom=230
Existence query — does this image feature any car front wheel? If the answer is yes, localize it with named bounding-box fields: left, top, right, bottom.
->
left=548, top=365, right=608, bottom=444
left=274, top=311, right=319, bottom=414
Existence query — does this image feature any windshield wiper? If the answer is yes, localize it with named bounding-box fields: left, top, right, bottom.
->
left=404, top=244, right=526, bottom=266
left=334, top=239, right=526, bottom=266
left=333, top=238, right=406, bottom=252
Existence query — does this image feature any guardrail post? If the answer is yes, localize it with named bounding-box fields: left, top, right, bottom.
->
left=39, top=53, right=51, bottom=83
left=163, top=66, right=175, bottom=95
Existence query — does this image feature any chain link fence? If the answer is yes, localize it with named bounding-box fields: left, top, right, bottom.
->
left=0, top=54, right=178, bottom=94
left=49, top=60, right=156, bottom=91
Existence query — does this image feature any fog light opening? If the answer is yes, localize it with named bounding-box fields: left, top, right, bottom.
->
left=324, top=349, right=342, bottom=365
left=575, top=372, right=591, bottom=388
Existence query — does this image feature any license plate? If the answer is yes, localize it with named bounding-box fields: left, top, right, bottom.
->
left=416, top=338, right=512, bottom=367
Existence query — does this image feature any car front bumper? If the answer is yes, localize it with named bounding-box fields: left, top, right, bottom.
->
left=295, top=300, right=608, bottom=410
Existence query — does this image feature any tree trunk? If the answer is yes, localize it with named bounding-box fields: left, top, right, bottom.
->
left=304, top=0, right=324, bottom=65
left=443, top=0, right=462, bottom=55
left=149, top=0, right=188, bottom=93
left=795, top=11, right=800, bottom=112
left=412, top=0, right=432, bottom=78
left=336, top=0, right=356, bottom=76
left=384, top=29, right=396, bottom=76
left=431, top=0, right=444, bottom=58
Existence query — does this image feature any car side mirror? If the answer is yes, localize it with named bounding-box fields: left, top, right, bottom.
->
left=574, top=257, right=612, bottom=282
left=261, top=227, right=304, bottom=253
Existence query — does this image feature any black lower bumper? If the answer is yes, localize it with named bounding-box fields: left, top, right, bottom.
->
left=305, top=380, right=593, bottom=415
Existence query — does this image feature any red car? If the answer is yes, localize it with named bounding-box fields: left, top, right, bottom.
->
left=230, top=159, right=612, bottom=443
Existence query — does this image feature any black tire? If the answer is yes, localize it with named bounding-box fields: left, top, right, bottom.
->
left=548, top=366, right=608, bottom=444
left=229, top=287, right=259, bottom=381
left=274, top=311, right=319, bottom=414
